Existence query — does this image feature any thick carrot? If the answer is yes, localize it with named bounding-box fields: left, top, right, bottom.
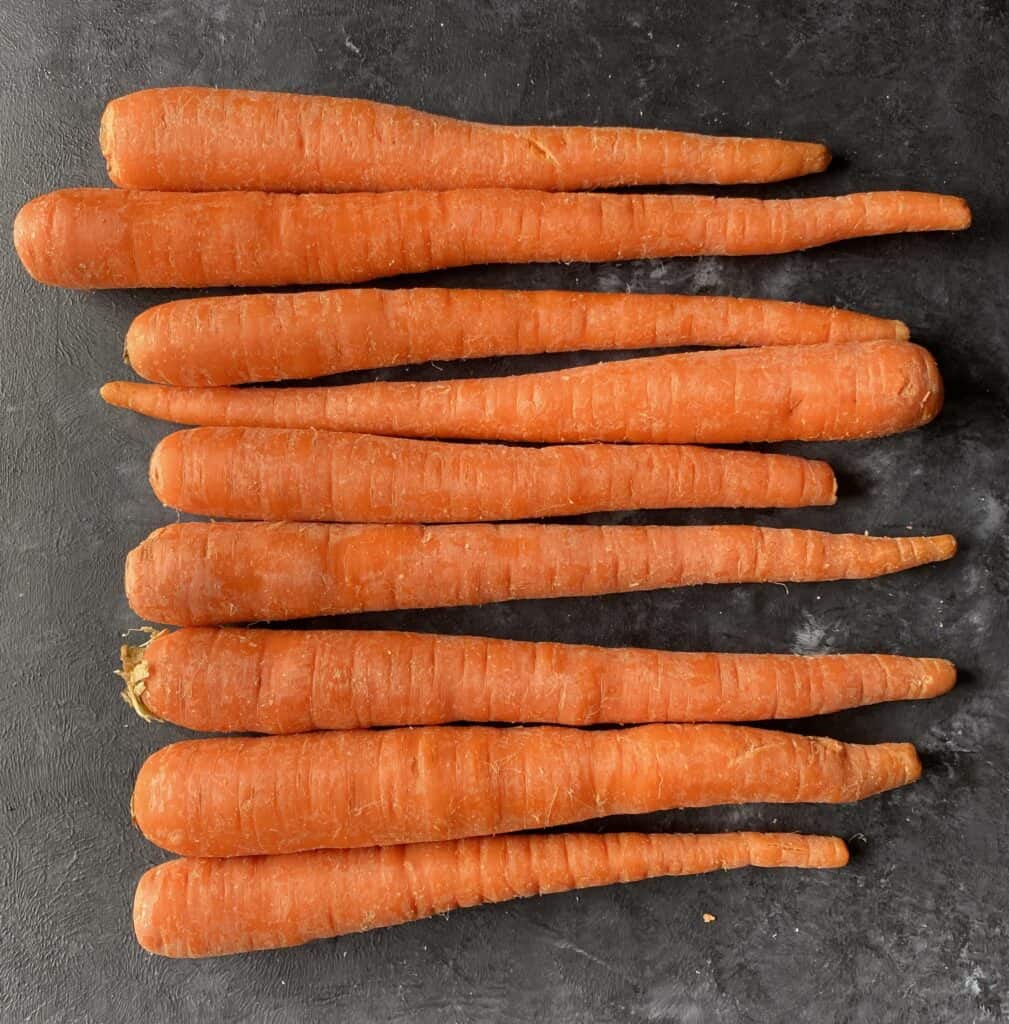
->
left=102, top=87, right=831, bottom=193
left=150, top=428, right=838, bottom=522
left=121, top=627, right=957, bottom=732
left=102, top=340, right=943, bottom=444
left=131, top=724, right=921, bottom=856
left=134, top=831, right=848, bottom=957
left=124, top=522, right=956, bottom=627
left=126, top=288, right=910, bottom=387
left=14, top=189, right=970, bottom=289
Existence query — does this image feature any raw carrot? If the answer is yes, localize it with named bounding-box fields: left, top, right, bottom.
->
left=102, top=87, right=832, bottom=193
left=103, top=340, right=943, bottom=444
left=120, top=627, right=957, bottom=732
left=124, top=522, right=956, bottom=627
left=134, top=831, right=848, bottom=957
left=131, top=724, right=921, bottom=856
left=14, top=188, right=971, bottom=290
left=125, top=288, right=910, bottom=387
left=149, top=428, right=838, bottom=522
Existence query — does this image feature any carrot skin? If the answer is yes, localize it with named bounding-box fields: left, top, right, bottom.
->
left=123, top=522, right=957, bottom=627
left=134, top=831, right=848, bottom=957
left=131, top=724, right=921, bottom=857
left=149, top=428, right=838, bottom=522
left=102, top=87, right=831, bottom=192
left=123, top=627, right=957, bottom=732
left=124, top=288, right=910, bottom=386
left=103, top=340, right=943, bottom=445
left=14, top=188, right=970, bottom=289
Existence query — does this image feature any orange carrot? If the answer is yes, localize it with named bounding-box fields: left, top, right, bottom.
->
left=125, top=287, right=910, bottom=387
left=121, top=627, right=957, bottom=732
left=103, top=340, right=942, bottom=444
left=102, top=87, right=832, bottom=192
left=149, top=428, right=838, bottom=522
left=134, top=831, right=848, bottom=957
left=124, top=522, right=956, bottom=627
left=131, top=724, right=921, bottom=856
left=14, top=188, right=970, bottom=289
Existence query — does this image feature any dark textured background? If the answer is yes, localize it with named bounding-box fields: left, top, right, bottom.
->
left=1, top=1, right=1006, bottom=1021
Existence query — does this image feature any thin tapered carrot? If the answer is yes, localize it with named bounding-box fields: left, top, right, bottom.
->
left=131, top=724, right=921, bottom=857
left=126, top=287, right=910, bottom=387
left=102, top=340, right=943, bottom=444
left=124, top=522, right=956, bottom=627
left=102, top=87, right=832, bottom=193
left=120, top=627, right=957, bottom=732
left=14, top=188, right=970, bottom=290
left=149, top=428, right=838, bottom=522
left=134, top=831, right=848, bottom=957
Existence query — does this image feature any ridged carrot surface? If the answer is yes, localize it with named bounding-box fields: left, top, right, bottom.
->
left=149, top=428, right=838, bottom=522
left=102, top=87, right=831, bottom=193
left=103, top=341, right=943, bottom=444
left=126, top=287, right=910, bottom=387
left=134, top=831, right=848, bottom=957
left=14, top=188, right=971, bottom=289
left=121, top=627, right=957, bottom=732
left=124, top=522, right=956, bottom=627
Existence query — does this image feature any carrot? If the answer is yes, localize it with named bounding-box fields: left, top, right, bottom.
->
left=120, top=627, right=957, bottom=732
left=101, top=87, right=832, bottom=193
left=149, top=428, right=838, bottom=523
left=134, top=831, right=848, bottom=957
left=124, top=522, right=956, bottom=627
left=102, top=340, right=943, bottom=444
left=131, top=724, right=921, bottom=856
left=125, top=287, right=910, bottom=387
left=14, top=188, right=970, bottom=289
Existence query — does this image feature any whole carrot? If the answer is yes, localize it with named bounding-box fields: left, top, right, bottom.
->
left=124, top=522, right=956, bottom=627
left=135, top=831, right=848, bottom=957
left=150, top=428, right=838, bottom=522
left=121, top=627, right=957, bottom=732
left=102, top=87, right=832, bottom=193
left=14, top=188, right=970, bottom=289
left=126, top=288, right=910, bottom=387
left=103, top=341, right=942, bottom=444
left=131, top=724, right=921, bottom=856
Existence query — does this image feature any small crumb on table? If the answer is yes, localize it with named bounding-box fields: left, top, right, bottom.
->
left=702, top=913, right=716, bottom=924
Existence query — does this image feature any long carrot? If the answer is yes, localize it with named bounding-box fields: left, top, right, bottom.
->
left=103, top=341, right=943, bottom=444
left=150, top=428, right=838, bottom=522
left=124, top=522, right=956, bottom=627
left=126, top=288, right=910, bottom=387
left=120, top=627, right=957, bottom=732
left=14, top=189, right=970, bottom=289
left=102, top=87, right=832, bottom=193
left=131, top=724, right=921, bottom=857
left=134, top=831, right=848, bottom=957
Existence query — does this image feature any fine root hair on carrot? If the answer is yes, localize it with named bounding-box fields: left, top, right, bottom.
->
left=134, top=831, right=849, bottom=957
left=102, top=340, right=944, bottom=445
left=123, top=288, right=910, bottom=387
left=130, top=724, right=922, bottom=857
left=124, top=626, right=957, bottom=733
left=15, top=188, right=971, bottom=289
left=102, top=86, right=831, bottom=192
left=123, top=521, right=957, bottom=627
left=148, top=428, right=838, bottom=522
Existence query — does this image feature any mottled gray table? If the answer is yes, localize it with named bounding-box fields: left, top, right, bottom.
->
left=2, top=2, right=1006, bottom=1021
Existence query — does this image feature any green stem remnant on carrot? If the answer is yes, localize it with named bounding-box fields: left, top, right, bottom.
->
left=124, top=288, right=910, bottom=387
left=103, top=340, right=942, bottom=444
left=14, top=188, right=971, bottom=289
left=131, top=724, right=921, bottom=857
left=134, top=831, right=848, bottom=957
left=121, top=627, right=957, bottom=733
left=124, top=522, right=956, bottom=627
left=149, top=428, right=838, bottom=522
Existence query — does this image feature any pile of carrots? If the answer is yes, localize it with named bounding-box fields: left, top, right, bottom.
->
left=15, top=87, right=966, bottom=959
